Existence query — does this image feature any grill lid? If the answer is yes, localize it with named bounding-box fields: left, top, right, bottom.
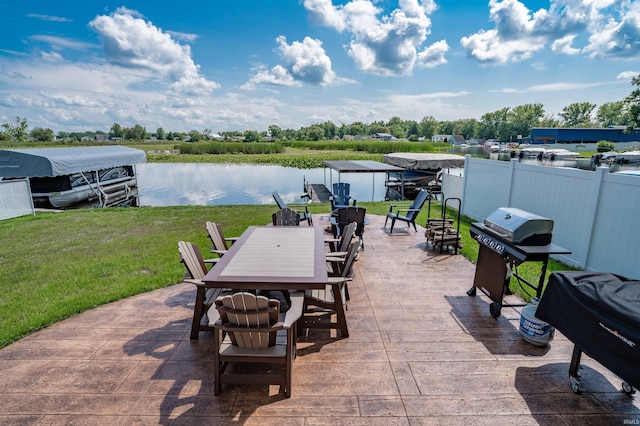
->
left=484, top=207, right=553, bottom=245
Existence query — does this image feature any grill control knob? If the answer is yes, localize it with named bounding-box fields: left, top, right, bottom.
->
left=496, top=244, right=504, bottom=253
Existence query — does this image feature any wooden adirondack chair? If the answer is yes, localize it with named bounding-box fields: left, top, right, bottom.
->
left=272, top=207, right=301, bottom=226
left=330, top=182, right=356, bottom=210
left=178, top=241, right=225, bottom=340
left=385, top=189, right=430, bottom=233
left=211, top=291, right=304, bottom=397
left=272, top=191, right=312, bottom=225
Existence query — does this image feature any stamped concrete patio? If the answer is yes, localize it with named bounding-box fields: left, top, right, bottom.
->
left=0, top=214, right=638, bottom=425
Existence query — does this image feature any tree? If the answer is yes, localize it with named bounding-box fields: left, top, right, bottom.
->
left=29, top=127, right=54, bottom=142
left=156, top=127, right=165, bottom=140
left=268, top=124, right=282, bottom=141
left=538, top=115, right=561, bottom=128
left=623, top=74, right=640, bottom=131
left=407, top=121, right=419, bottom=138
left=418, top=116, right=439, bottom=139
left=1, top=116, right=29, bottom=142
left=110, top=123, right=123, bottom=138
left=243, top=130, right=260, bottom=142
left=188, top=130, right=202, bottom=142
left=124, top=124, right=147, bottom=141
left=451, top=118, right=480, bottom=140
left=508, top=103, right=545, bottom=141
left=322, top=121, right=337, bottom=140
left=595, top=101, right=626, bottom=127
left=559, top=102, right=596, bottom=127
left=479, top=108, right=510, bottom=140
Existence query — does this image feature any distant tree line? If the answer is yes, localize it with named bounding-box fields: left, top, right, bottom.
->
left=3, top=75, right=640, bottom=144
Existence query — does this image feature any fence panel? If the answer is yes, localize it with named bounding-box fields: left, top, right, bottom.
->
left=0, top=179, right=34, bottom=221
left=587, top=172, right=640, bottom=278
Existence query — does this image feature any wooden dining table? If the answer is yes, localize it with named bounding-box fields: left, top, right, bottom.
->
left=202, top=225, right=348, bottom=336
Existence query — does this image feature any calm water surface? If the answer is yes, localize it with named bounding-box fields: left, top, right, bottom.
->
left=136, top=163, right=388, bottom=206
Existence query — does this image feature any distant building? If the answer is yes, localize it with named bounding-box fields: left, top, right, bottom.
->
left=372, top=132, right=398, bottom=141
left=432, top=134, right=465, bottom=144
left=94, top=134, right=109, bottom=142
left=522, top=127, right=640, bottom=144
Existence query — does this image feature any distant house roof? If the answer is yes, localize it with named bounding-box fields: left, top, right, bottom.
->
left=0, top=146, right=146, bottom=178
left=373, top=133, right=398, bottom=140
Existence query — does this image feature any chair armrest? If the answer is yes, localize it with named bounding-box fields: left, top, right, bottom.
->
left=283, top=292, right=305, bottom=327
left=288, top=203, right=310, bottom=214
left=183, top=278, right=204, bottom=287
left=204, top=258, right=220, bottom=264
left=326, top=251, right=348, bottom=259
left=328, top=276, right=352, bottom=284
left=324, top=236, right=340, bottom=243
left=214, top=322, right=285, bottom=333
left=396, top=208, right=420, bottom=215
left=225, top=237, right=239, bottom=245
left=210, top=249, right=227, bottom=255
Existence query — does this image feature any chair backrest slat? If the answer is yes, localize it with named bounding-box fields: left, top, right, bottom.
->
left=216, top=292, right=280, bottom=349
left=338, top=221, right=357, bottom=253
left=407, top=190, right=429, bottom=220
left=272, top=207, right=300, bottom=226
left=336, top=206, right=366, bottom=238
left=178, top=241, right=207, bottom=280
left=206, top=221, right=229, bottom=251
left=272, top=191, right=287, bottom=209
left=332, top=183, right=351, bottom=207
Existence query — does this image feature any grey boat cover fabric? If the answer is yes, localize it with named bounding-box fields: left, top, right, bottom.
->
left=382, top=153, right=465, bottom=170
left=0, top=146, right=146, bottom=178
left=323, top=160, right=404, bottom=173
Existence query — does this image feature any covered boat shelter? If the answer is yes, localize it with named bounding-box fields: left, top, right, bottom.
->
left=381, top=153, right=466, bottom=200
left=0, top=146, right=146, bottom=208
left=321, top=160, right=406, bottom=201
left=0, top=146, right=146, bottom=179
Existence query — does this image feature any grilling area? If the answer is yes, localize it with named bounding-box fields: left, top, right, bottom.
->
left=0, top=213, right=638, bottom=423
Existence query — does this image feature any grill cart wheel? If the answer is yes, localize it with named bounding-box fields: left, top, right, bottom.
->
left=622, top=382, right=636, bottom=395
left=489, top=302, right=501, bottom=318
left=570, top=377, right=584, bottom=394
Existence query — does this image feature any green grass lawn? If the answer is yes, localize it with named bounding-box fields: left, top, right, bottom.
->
left=0, top=200, right=573, bottom=348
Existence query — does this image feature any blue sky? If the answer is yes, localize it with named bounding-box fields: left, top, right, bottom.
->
left=1, top=0, right=639, bottom=134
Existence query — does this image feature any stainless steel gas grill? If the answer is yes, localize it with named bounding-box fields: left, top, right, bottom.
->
left=467, top=207, right=571, bottom=317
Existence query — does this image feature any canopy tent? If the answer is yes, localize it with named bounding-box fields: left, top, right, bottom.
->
left=0, top=146, right=147, bottom=179
left=382, top=153, right=465, bottom=170
left=322, top=160, right=405, bottom=201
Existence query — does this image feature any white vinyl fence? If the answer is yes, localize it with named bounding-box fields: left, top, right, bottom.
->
left=0, top=179, right=34, bottom=221
left=444, top=155, right=640, bottom=280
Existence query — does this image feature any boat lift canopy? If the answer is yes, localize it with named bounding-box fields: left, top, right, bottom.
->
left=0, top=146, right=147, bottom=179
left=323, top=160, right=405, bottom=201
left=382, top=153, right=465, bottom=170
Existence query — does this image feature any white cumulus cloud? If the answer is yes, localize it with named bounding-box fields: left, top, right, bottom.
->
left=89, top=7, right=219, bottom=94
left=461, top=0, right=640, bottom=64
left=243, top=36, right=346, bottom=89
left=303, top=0, right=447, bottom=75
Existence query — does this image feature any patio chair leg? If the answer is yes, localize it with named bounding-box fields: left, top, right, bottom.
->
left=190, top=287, right=206, bottom=340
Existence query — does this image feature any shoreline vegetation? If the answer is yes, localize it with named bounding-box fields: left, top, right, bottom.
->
left=0, top=142, right=570, bottom=348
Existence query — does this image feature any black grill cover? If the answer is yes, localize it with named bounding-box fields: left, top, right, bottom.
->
left=537, top=271, right=640, bottom=388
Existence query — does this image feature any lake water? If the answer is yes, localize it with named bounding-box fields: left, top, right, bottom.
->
left=136, top=163, right=389, bottom=206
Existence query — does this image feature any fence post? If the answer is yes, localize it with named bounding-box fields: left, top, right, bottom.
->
left=460, top=154, right=471, bottom=216
left=506, top=158, right=518, bottom=207
left=583, top=166, right=609, bottom=271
